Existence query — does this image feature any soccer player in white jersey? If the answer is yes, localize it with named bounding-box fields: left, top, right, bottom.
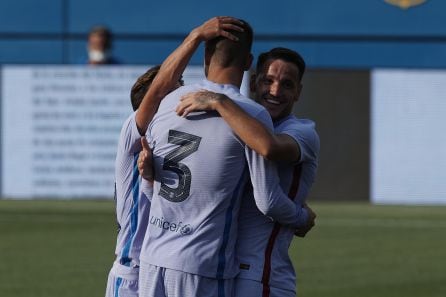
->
left=105, top=17, right=244, bottom=297
left=138, top=19, right=313, bottom=297
left=176, top=47, right=319, bottom=296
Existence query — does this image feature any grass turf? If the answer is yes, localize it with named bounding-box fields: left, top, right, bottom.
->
left=0, top=200, right=445, bottom=297
left=0, top=200, right=116, bottom=297
left=292, top=203, right=446, bottom=297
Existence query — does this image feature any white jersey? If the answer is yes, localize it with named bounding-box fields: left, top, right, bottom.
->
left=114, top=113, right=151, bottom=266
left=236, top=115, right=320, bottom=292
left=140, top=79, right=309, bottom=280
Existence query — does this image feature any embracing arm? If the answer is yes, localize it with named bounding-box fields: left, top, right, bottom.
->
left=177, top=91, right=300, bottom=162
left=240, top=109, right=309, bottom=228
left=135, top=17, right=244, bottom=135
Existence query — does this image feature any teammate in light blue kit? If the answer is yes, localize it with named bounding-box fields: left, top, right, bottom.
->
left=105, top=17, right=244, bottom=297
left=138, top=20, right=313, bottom=297
left=105, top=66, right=183, bottom=297
left=177, top=47, right=319, bottom=296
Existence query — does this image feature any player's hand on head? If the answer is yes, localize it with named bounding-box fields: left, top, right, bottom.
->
left=193, top=16, right=244, bottom=42
left=138, top=137, right=154, bottom=182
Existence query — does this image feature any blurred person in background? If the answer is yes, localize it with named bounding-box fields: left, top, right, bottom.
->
left=81, top=25, right=121, bottom=65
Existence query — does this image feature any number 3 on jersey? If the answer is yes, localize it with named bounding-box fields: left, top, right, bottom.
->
left=159, top=130, right=201, bottom=202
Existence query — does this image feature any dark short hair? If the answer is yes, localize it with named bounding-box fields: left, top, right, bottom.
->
left=256, top=47, right=306, bottom=81
left=89, top=25, right=113, bottom=49
left=205, top=18, right=253, bottom=68
left=130, top=65, right=184, bottom=111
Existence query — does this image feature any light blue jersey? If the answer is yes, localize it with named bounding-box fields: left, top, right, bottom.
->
left=106, top=113, right=152, bottom=297
left=236, top=115, right=320, bottom=293
left=140, top=79, right=309, bottom=280
left=113, top=113, right=151, bottom=266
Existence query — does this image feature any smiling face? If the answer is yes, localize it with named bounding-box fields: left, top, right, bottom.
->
left=253, top=58, right=302, bottom=122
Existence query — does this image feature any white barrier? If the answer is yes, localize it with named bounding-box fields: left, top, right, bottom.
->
left=371, top=69, right=446, bottom=205
left=1, top=65, right=250, bottom=199
left=0, top=66, right=204, bottom=199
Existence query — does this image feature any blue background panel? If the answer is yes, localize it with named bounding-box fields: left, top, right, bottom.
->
left=67, top=38, right=446, bottom=69
left=254, top=40, right=446, bottom=68
left=0, top=0, right=63, bottom=33
left=1, top=0, right=445, bottom=67
left=68, top=0, right=255, bottom=34
left=0, top=41, right=63, bottom=64
left=67, top=39, right=204, bottom=65
left=68, top=0, right=444, bottom=36
left=257, top=0, right=443, bottom=36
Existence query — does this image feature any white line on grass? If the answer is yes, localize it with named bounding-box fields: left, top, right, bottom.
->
left=319, top=218, right=446, bottom=229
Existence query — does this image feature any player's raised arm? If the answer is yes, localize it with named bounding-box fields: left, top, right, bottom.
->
left=135, top=17, right=245, bottom=135
left=176, top=91, right=301, bottom=162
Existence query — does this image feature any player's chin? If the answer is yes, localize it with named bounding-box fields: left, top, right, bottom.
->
left=267, top=109, right=282, bottom=121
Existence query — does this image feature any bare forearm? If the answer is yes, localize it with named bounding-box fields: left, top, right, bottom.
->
left=178, top=91, right=301, bottom=161
left=135, top=16, right=244, bottom=135
left=135, top=32, right=201, bottom=135
left=216, top=99, right=301, bottom=162
left=214, top=98, right=277, bottom=158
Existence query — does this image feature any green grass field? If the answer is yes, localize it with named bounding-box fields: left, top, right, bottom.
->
left=0, top=200, right=445, bottom=297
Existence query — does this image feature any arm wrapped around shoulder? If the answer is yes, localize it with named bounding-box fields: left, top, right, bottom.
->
left=246, top=145, right=309, bottom=228
left=254, top=178, right=309, bottom=228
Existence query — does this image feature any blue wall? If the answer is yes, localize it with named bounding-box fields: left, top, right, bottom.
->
left=1, top=0, right=445, bottom=68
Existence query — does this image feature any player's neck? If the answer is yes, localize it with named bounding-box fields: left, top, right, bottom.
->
left=207, top=65, right=243, bottom=87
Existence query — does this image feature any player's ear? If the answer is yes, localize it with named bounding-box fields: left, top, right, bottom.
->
left=244, top=53, right=253, bottom=71
left=250, top=73, right=257, bottom=93
left=295, top=83, right=303, bottom=102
